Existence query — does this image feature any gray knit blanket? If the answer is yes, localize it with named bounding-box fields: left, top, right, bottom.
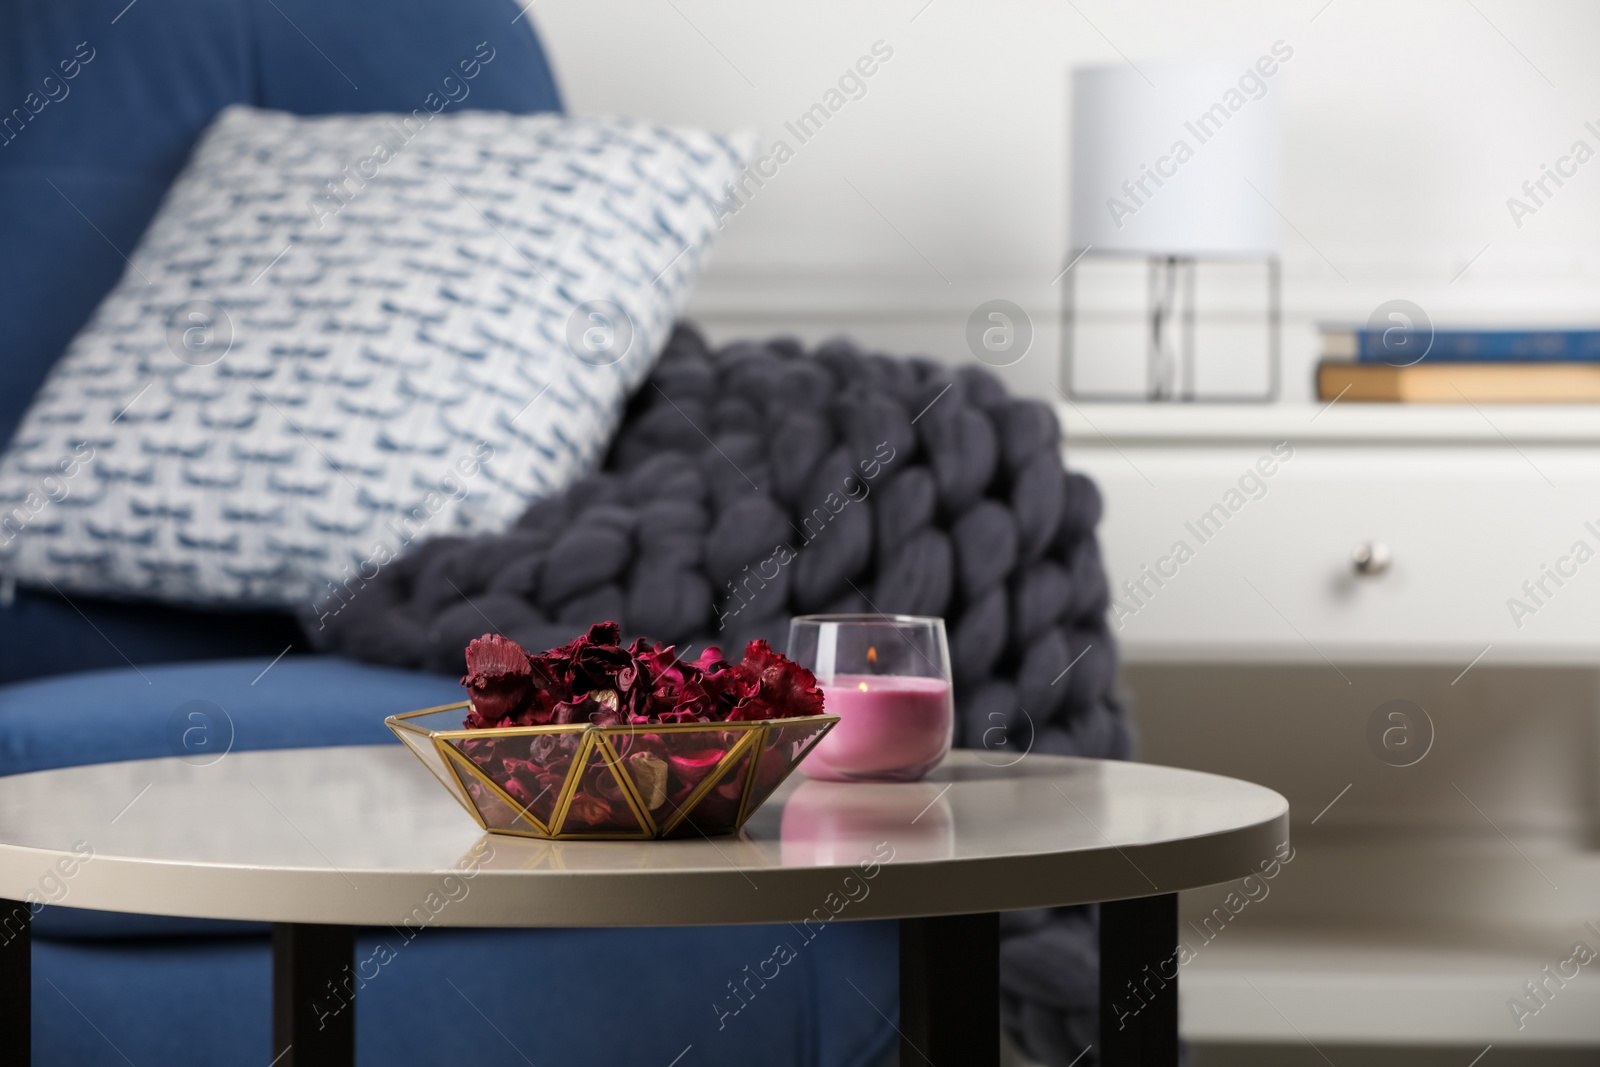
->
left=322, top=324, right=1129, bottom=1065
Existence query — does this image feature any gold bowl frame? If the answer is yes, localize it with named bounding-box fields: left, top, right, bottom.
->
left=387, top=702, right=839, bottom=840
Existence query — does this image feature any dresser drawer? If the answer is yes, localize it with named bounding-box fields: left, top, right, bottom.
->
left=1070, top=442, right=1600, bottom=664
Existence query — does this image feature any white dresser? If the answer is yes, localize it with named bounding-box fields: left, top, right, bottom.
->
left=1064, top=403, right=1600, bottom=1050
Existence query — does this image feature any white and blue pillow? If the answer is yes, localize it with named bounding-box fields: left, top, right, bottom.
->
left=0, top=106, right=752, bottom=610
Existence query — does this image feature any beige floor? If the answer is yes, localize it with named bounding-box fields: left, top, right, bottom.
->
left=992, top=1038, right=1600, bottom=1065
left=1192, top=1045, right=1600, bottom=1066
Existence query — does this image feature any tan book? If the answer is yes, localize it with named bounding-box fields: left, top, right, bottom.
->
left=1317, top=361, right=1600, bottom=402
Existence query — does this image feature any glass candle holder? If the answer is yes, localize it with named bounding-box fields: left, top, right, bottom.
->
left=787, top=614, right=953, bottom=783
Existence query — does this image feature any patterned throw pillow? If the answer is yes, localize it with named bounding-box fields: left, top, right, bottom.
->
left=0, top=105, right=752, bottom=613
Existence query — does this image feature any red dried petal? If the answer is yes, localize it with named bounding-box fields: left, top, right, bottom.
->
left=460, top=634, right=535, bottom=725
left=464, top=633, right=531, bottom=678
left=566, top=792, right=613, bottom=828
left=739, top=640, right=825, bottom=719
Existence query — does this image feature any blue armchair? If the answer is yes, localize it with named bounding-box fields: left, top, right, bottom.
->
left=0, top=2, right=897, bottom=1063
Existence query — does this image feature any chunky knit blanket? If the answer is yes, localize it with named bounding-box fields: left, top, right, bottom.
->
left=322, top=324, right=1129, bottom=1065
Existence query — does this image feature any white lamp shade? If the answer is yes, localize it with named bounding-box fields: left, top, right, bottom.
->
left=1070, top=63, right=1281, bottom=257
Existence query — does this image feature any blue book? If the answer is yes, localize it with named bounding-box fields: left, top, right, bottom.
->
left=1321, top=327, right=1600, bottom=363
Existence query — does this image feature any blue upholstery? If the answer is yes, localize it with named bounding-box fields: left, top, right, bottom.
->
left=0, top=655, right=461, bottom=779
left=0, top=589, right=307, bottom=686
left=36, top=925, right=899, bottom=1066
left=0, top=0, right=563, bottom=449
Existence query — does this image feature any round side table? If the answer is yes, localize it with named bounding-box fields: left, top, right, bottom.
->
left=0, top=746, right=1288, bottom=1066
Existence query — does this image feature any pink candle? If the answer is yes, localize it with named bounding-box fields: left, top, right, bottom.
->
left=803, top=675, right=953, bottom=782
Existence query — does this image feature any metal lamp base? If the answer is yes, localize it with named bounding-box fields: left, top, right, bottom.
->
left=1061, top=251, right=1281, bottom=403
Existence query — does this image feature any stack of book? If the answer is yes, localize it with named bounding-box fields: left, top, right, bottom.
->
left=1317, top=327, right=1600, bottom=402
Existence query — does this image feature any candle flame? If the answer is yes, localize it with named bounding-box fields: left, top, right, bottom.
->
left=866, top=646, right=877, bottom=666
left=857, top=681, right=870, bottom=692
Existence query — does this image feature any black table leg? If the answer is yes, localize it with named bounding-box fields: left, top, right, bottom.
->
left=1100, top=893, right=1179, bottom=1066
left=273, top=922, right=356, bottom=1067
left=1, top=899, right=28, bottom=1066
left=899, top=912, right=999, bottom=1066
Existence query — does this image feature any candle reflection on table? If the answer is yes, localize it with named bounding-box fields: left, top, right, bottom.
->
left=778, top=777, right=955, bottom=866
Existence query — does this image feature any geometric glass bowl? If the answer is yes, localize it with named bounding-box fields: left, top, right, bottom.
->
left=386, top=702, right=838, bottom=840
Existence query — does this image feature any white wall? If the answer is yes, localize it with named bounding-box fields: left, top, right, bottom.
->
left=533, top=0, right=1600, bottom=402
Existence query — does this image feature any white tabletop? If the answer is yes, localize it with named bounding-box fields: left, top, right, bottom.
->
left=0, top=747, right=1288, bottom=927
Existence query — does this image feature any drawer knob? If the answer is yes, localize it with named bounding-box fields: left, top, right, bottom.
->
left=1352, top=541, right=1392, bottom=576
